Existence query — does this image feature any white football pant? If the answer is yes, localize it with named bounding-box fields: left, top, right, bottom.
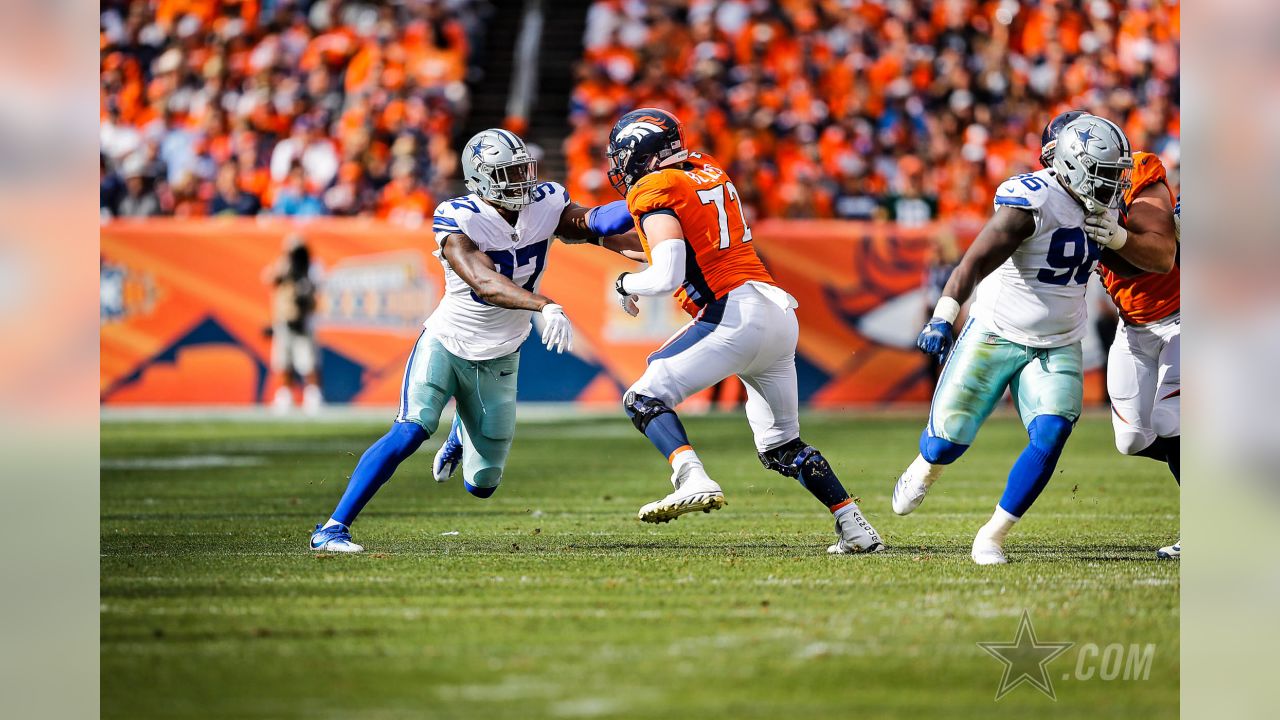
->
left=629, top=282, right=801, bottom=452
left=1108, top=312, right=1180, bottom=454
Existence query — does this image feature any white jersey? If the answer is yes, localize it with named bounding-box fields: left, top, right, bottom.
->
left=426, top=181, right=570, bottom=360
left=970, top=168, right=1109, bottom=348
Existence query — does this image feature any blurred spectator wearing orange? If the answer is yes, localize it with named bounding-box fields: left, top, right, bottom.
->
left=100, top=0, right=483, bottom=222
left=569, top=0, right=1180, bottom=220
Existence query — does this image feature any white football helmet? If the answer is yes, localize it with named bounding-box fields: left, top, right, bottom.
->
left=1052, top=115, right=1133, bottom=214
left=461, top=128, right=537, bottom=210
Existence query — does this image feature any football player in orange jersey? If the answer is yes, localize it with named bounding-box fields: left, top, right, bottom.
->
left=1042, top=111, right=1181, bottom=559
left=602, top=108, right=884, bottom=553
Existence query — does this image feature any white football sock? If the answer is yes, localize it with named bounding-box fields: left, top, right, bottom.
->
left=907, top=454, right=946, bottom=486
left=669, top=448, right=705, bottom=489
left=323, top=518, right=344, bottom=530
left=670, top=448, right=701, bottom=475
left=977, top=506, right=1020, bottom=543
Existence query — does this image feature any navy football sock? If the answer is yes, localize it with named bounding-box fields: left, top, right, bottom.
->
left=624, top=393, right=693, bottom=460
left=760, top=439, right=850, bottom=510
left=331, top=422, right=427, bottom=526
left=998, top=415, right=1072, bottom=518
left=642, top=411, right=693, bottom=460
left=798, top=453, right=852, bottom=511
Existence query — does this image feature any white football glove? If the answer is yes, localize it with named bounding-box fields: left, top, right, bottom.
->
left=1083, top=212, right=1128, bottom=250
left=619, top=293, right=639, bottom=317
left=539, top=304, right=574, bottom=354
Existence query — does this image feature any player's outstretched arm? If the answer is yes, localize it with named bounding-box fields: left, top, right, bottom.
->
left=617, top=213, right=686, bottom=297
left=556, top=200, right=634, bottom=241
left=556, top=201, right=647, bottom=261
left=606, top=213, right=689, bottom=318
left=1084, top=184, right=1177, bottom=274
left=917, top=206, right=1034, bottom=361
left=600, top=232, right=648, bottom=262
left=442, top=233, right=553, bottom=310
left=442, top=232, right=573, bottom=352
left=941, top=206, right=1035, bottom=304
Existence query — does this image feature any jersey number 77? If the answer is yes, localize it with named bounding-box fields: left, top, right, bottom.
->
left=696, top=181, right=753, bottom=249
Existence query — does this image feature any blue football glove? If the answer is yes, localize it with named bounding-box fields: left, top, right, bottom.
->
left=916, top=318, right=954, bottom=362
left=586, top=200, right=635, bottom=237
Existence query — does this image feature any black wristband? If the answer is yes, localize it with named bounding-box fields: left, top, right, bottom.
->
left=615, top=272, right=630, bottom=296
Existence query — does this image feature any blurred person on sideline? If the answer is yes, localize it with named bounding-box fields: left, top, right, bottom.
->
left=116, top=154, right=160, bottom=218
left=271, top=164, right=325, bottom=217
left=263, top=235, right=323, bottom=414
left=208, top=162, right=261, bottom=216
left=100, top=153, right=125, bottom=219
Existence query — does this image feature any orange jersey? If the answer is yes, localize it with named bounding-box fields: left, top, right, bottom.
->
left=626, top=152, right=775, bottom=316
left=1099, top=151, right=1180, bottom=324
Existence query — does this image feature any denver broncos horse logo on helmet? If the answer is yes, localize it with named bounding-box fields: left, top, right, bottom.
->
left=607, top=108, right=688, bottom=196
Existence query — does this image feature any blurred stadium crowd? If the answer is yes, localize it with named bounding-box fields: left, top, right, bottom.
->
left=566, top=0, right=1180, bottom=219
left=100, top=0, right=1179, bottom=224
left=99, top=0, right=489, bottom=222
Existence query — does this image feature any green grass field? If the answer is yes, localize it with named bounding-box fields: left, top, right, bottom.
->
left=101, top=412, right=1178, bottom=719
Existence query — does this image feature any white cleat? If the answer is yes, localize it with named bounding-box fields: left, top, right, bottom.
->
left=271, top=386, right=293, bottom=415
left=827, top=503, right=886, bottom=554
left=891, top=472, right=932, bottom=515
left=971, top=533, right=1008, bottom=565
left=637, top=466, right=725, bottom=524
left=1156, top=540, right=1180, bottom=559
left=302, top=384, right=324, bottom=415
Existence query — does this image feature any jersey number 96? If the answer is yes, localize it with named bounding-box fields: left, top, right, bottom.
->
left=1037, top=227, right=1099, bottom=286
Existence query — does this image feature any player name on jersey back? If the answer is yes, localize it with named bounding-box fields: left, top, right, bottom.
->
left=970, top=168, right=1103, bottom=348
left=427, top=182, right=570, bottom=360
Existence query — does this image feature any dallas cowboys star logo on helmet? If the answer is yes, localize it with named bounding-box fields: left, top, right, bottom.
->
left=470, top=139, right=489, bottom=162
left=1075, top=127, right=1097, bottom=150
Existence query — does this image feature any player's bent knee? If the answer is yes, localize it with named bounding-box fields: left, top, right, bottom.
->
left=1152, top=406, right=1180, bottom=439
left=385, top=421, right=428, bottom=459
left=1114, top=430, right=1155, bottom=456
left=623, top=391, right=675, bottom=434
left=919, top=431, right=968, bottom=465
left=464, top=469, right=502, bottom=499
left=1028, top=415, right=1073, bottom=452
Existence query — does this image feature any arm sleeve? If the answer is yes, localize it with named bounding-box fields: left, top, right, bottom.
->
left=585, top=200, right=635, bottom=236
left=621, top=239, right=686, bottom=296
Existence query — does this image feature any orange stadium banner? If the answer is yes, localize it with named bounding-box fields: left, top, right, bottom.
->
left=100, top=218, right=1105, bottom=408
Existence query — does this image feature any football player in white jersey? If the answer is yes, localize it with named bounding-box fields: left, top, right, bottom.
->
left=310, top=128, right=636, bottom=552
left=889, top=115, right=1134, bottom=564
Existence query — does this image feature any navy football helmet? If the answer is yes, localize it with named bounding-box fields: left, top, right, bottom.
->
left=1039, top=110, right=1091, bottom=168
left=606, top=108, right=689, bottom=196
